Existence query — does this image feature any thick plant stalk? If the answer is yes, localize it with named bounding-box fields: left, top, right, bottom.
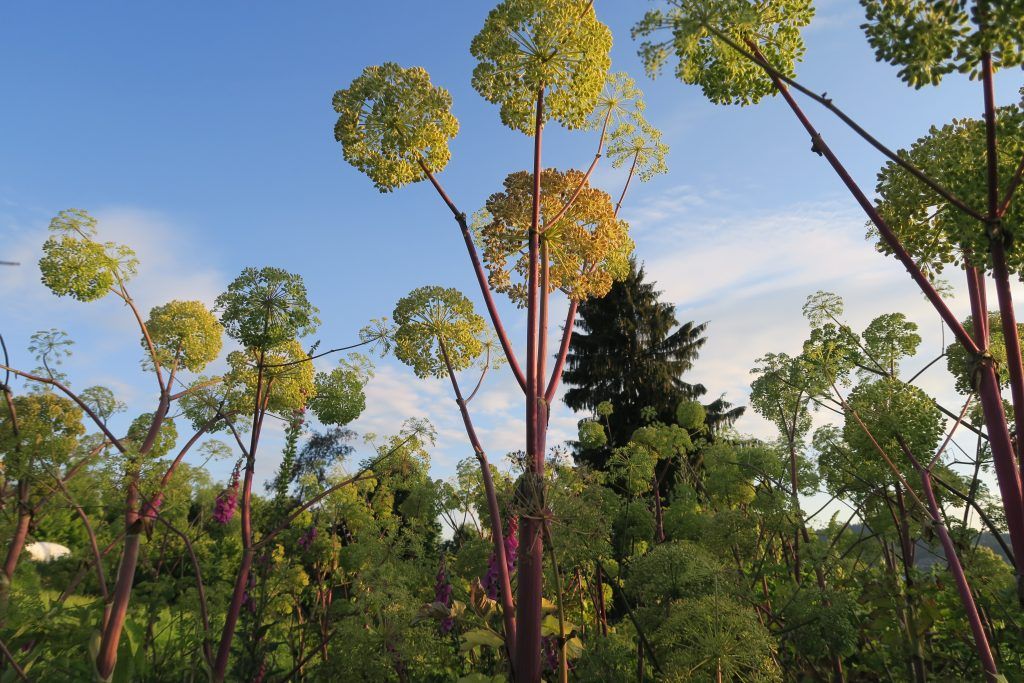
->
left=981, top=51, right=1024, bottom=467
left=516, top=85, right=547, bottom=683
left=96, top=505, right=142, bottom=678
left=93, top=407, right=219, bottom=677
left=753, top=54, right=1024, bottom=573
left=967, top=256, right=1024, bottom=602
left=439, top=340, right=517, bottom=662
left=214, top=548, right=254, bottom=681
left=2, top=481, right=30, bottom=584
left=914, top=464, right=999, bottom=680
left=212, top=358, right=267, bottom=682
left=419, top=161, right=527, bottom=392
left=94, top=398, right=169, bottom=680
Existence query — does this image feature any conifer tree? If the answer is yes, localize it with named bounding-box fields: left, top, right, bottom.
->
left=563, top=259, right=742, bottom=470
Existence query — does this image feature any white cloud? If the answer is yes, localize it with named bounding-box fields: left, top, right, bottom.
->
left=623, top=190, right=1023, bottom=523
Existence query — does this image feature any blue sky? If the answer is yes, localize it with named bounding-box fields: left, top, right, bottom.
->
left=3, top=1, right=1024, bottom=505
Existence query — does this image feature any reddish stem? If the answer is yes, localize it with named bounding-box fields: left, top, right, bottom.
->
left=537, top=242, right=550, bottom=417
left=545, top=300, right=578, bottom=403
left=753, top=49, right=1024, bottom=572
left=439, top=340, right=518, bottom=662
left=516, top=85, right=546, bottom=683
left=419, top=162, right=527, bottom=393
left=749, top=46, right=978, bottom=355
left=2, top=481, right=30, bottom=583
left=95, top=397, right=169, bottom=679
left=896, top=435, right=999, bottom=681
left=922, top=470, right=999, bottom=681
left=212, top=354, right=267, bottom=682
left=614, top=152, right=639, bottom=217
left=981, top=52, right=1024, bottom=467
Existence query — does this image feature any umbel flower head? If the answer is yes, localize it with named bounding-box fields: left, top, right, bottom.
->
left=590, top=72, right=670, bottom=181
left=144, top=300, right=223, bottom=373
left=861, top=0, right=1024, bottom=88
left=39, top=209, right=138, bottom=302
left=481, top=168, right=633, bottom=305
left=632, top=0, right=814, bottom=105
left=333, top=62, right=459, bottom=192
left=873, top=106, right=1024, bottom=278
left=389, top=286, right=489, bottom=379
left=471, top=0, right=612, bottom=133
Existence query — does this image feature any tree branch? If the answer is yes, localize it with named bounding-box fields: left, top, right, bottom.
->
left=0, top=364, right=126, bottom=454
left=418, top=160, right=527, bottom=392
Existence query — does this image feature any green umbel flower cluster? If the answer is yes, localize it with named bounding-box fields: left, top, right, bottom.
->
left=391, top=286, right=487, bottom=379
left=675, top=400, right=706, bottom=430
left=861, top=0, right=1024, bottom=88
left=145, top=300, right=223, bottom=373
left=0, top=393, right=85, bottom=479
left=308, top=355, right=372, bottom=426
left=481, top=168, right=633, bottom=306
left=873, top=106, right=1024, bottom=277
left=226, top=340, right=315, bottom=414
left=578, top=420, right=608, bottom=449
left=946, top=313, right=1024, bottom=394
left=842, top=378, right=943, bottom=465
left=333, top=63, right=459, bottom=192
left=215, top=267, right=320, bottom=352
left=470, top=0, right=612, bottom=133
left=39, top=209, right=138, bottom=302
left=633, top=0, right=814, bottom=105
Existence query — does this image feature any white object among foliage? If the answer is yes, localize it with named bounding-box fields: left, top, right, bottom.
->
left=25, top=542, right=71, bottom=562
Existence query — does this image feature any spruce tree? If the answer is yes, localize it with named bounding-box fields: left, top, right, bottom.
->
left=563, top=258, right=742, bottom=470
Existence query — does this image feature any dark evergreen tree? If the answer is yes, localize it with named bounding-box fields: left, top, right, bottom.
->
left=563, top=259, right=743, bottom=470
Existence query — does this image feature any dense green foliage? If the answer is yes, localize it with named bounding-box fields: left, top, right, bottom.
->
left=5, top=0, right=1024, bottom=680
left=564, top=260, right=742, bottom=471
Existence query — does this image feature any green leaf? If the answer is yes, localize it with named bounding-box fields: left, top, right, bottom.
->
left=460, top=628, right=506, bottom=653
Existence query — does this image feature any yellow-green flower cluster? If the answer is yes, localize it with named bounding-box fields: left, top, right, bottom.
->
left=862, top=0, right=1024, bottom=88
left=145, top=300, right=224, bottom=373
left=874, top=106, right=1024, bottom=278
left=39, top=209, right=138, bottom=302
left=226, top=340, right=315, bottom=414
left=0, top=393, right=85, bottom=478
left=391, top=286, right=487, bottom=379
left=471, top=0, right=612, bottom=133
left=481, top=168, right=633, bottom=305
left=633, top=0, right=814, bottom=105
left=333, top=63, right=459, bottom=192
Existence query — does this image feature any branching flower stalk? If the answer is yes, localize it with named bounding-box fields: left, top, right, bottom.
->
left=332, top=3, right=666, bottom=675
left=836, top=386, right=999, bottom=681
left=631, top=1, right=1024, bottom=606
left=5, top=212, right=232, bottom=680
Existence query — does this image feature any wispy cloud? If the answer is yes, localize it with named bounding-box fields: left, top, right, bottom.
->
left=627, top=193, right=1002, bottom=441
